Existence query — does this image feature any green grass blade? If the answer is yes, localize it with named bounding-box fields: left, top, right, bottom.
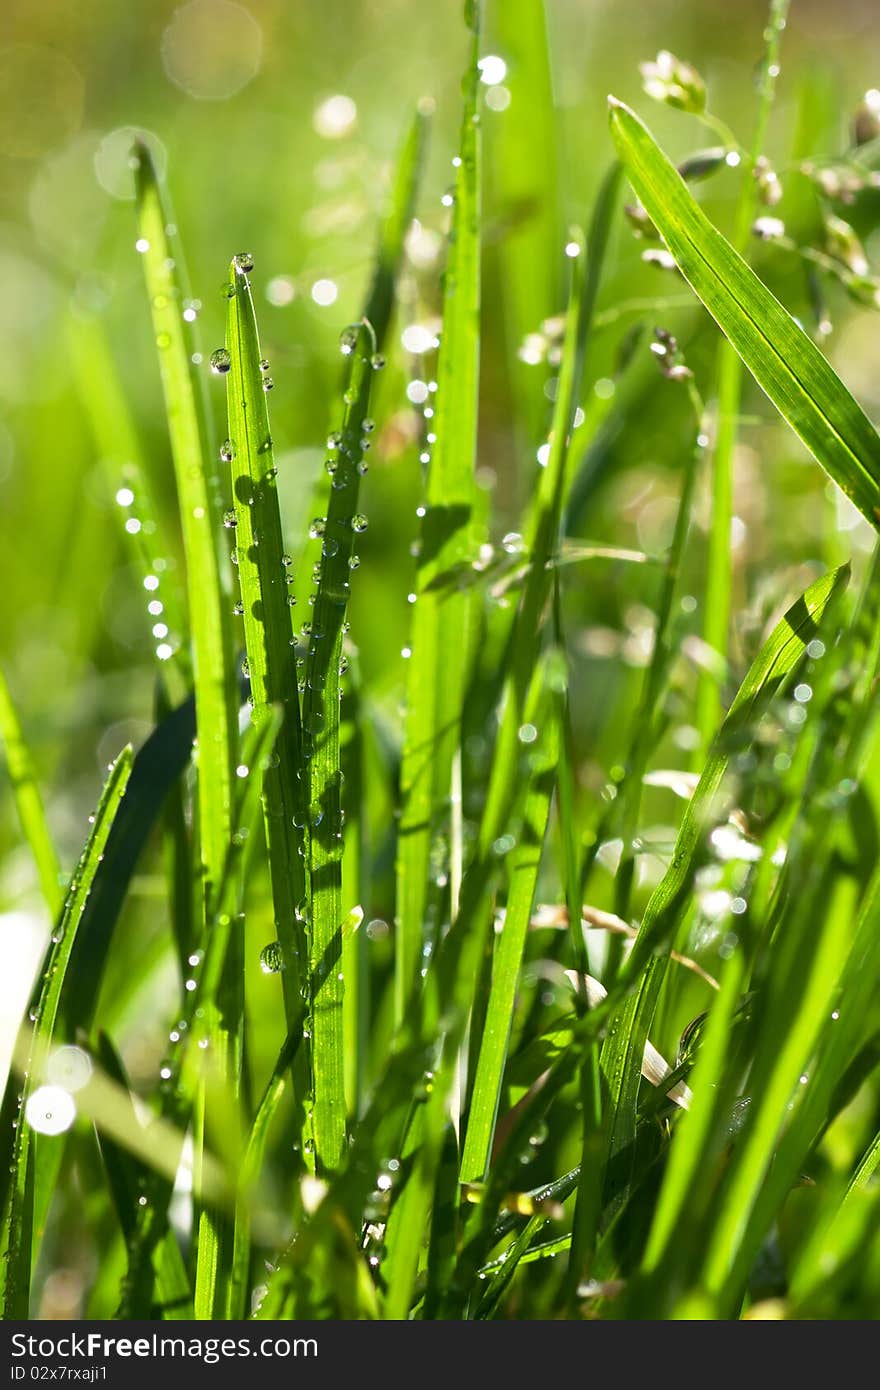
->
left=302, top=324, right=374, bottom=1174
left=395, top=0, right=482, bottom=1022
left=1, top=747, right=132, bottom=1317
left=362, top=111, right=428, bottom=345
left=598, top=566, right=849, bottom=1227
left=460, top=667, right=558, bottom=1181
left=0, top=667, right=62, bottom=917
left=608, top=98, right=880, bottom=529
left=133, top=143, right=236, bottom=903
left=696, top=0, right=790, bottom=746
left=224, top=260, right=309, bottom=1054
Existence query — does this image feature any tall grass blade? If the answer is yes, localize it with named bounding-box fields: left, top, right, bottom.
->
left=133, top=143, right=236, bottom=906
left=395, top=0, right=482, bottom=1022
left=697, top=0, right=790, bottom=746
left=1, top=747, right=132, bottom=1317
left=608, top=99, right=880, bottom=529
left=223, top=260, right=309, bottom=1075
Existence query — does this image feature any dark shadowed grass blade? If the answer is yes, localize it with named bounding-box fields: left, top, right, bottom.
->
left=598, top=566, right=849, bottom=1239
left=395, top=0, right=482, bottom=1022
left=608, top=99, right=880, bottom=529
left=0, top=667, right=61, bottom=916
left=133, top=143, right=236, bottom=908
left=1, top=747, right=132, bottom=1318
left=224, top=260, right=309, bottom=1058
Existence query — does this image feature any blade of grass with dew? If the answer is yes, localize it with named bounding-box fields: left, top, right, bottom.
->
left=395, top=0, right=482, bottom=1023
left=133, top=143, right=236, bottom=910
left=1, top=747, right=132, bottom=1318
left=607, top=99, right=880, bottom=529
left=697, top=0, right=790, bottom=748
left=459, top=167, right=622, bottom=1185
left=0, top=667, right=62, bottom=917
left=597, top=565, right=849, bottom=1230
left=381, top=177, right=622, bottom=1318
left=223, top=258, right=310, bottom=1110
left=302, top=323, right=374, bottom=1174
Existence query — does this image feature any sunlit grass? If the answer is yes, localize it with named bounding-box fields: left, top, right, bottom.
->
left=3, top=0, right=880, bottom=1322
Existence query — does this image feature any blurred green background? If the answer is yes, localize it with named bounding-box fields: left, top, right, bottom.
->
left=3, top=2, right=880, bottom=1284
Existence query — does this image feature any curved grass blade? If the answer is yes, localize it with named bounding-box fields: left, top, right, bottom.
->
left=0, top=666, right=62, bottom=916
left=1, top=747, right=132, bottom=1317
left=62, top=694, right=196, bottom=1034
left=133, top=143, right=236, bottom=909
left=608, top=99, right=880, bottom=528
left=395, top=0, right=483, bottom=1022
left=598, top=565, right=849, bottom=1232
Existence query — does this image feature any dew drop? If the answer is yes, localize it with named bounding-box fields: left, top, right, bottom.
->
left=309, top=517, right=326, bottom=538
left=259, top=941, right=284, bottom=974
left=351, top=514, right=368, bottom=533
left=210, top=348, right=231, bottom=374
left=219, top=439, right=236, bottom=463
left=223, top=509, right=238, bottom=528
left=233, top=252, right=255, bottom=274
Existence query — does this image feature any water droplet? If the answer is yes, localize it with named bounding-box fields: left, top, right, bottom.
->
left=259, top=941, right=284, bottom=974
left=348, top=555, right=360, bottom=570
left=351, top=514, right=368, bottom=533
left=370, top=353, right=386, bottom=371
left=233, top=252, right=255, bottom=274
left=262, top=376, right=274, bottom=392
left=233, top=600, right=244, bottom=616
left=339, top=324, right=359, bottom=356
left=230, top=546, right=239, bottom=566
left=223, top=509, right=238, bottom=528
left=210, top=348, right=231, bottom=374
left=324, top=458, right=338, bottom=478
left=220, top=439, right=236, bottom=463
left=327, top=431, right=343, bottom=450
left=362, top=417, right=375, bottom=433
left=322, top=538, right=339, bottom=557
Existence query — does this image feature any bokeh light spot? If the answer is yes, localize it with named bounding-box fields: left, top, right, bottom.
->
left=161, top=0, right=263, bottom=101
